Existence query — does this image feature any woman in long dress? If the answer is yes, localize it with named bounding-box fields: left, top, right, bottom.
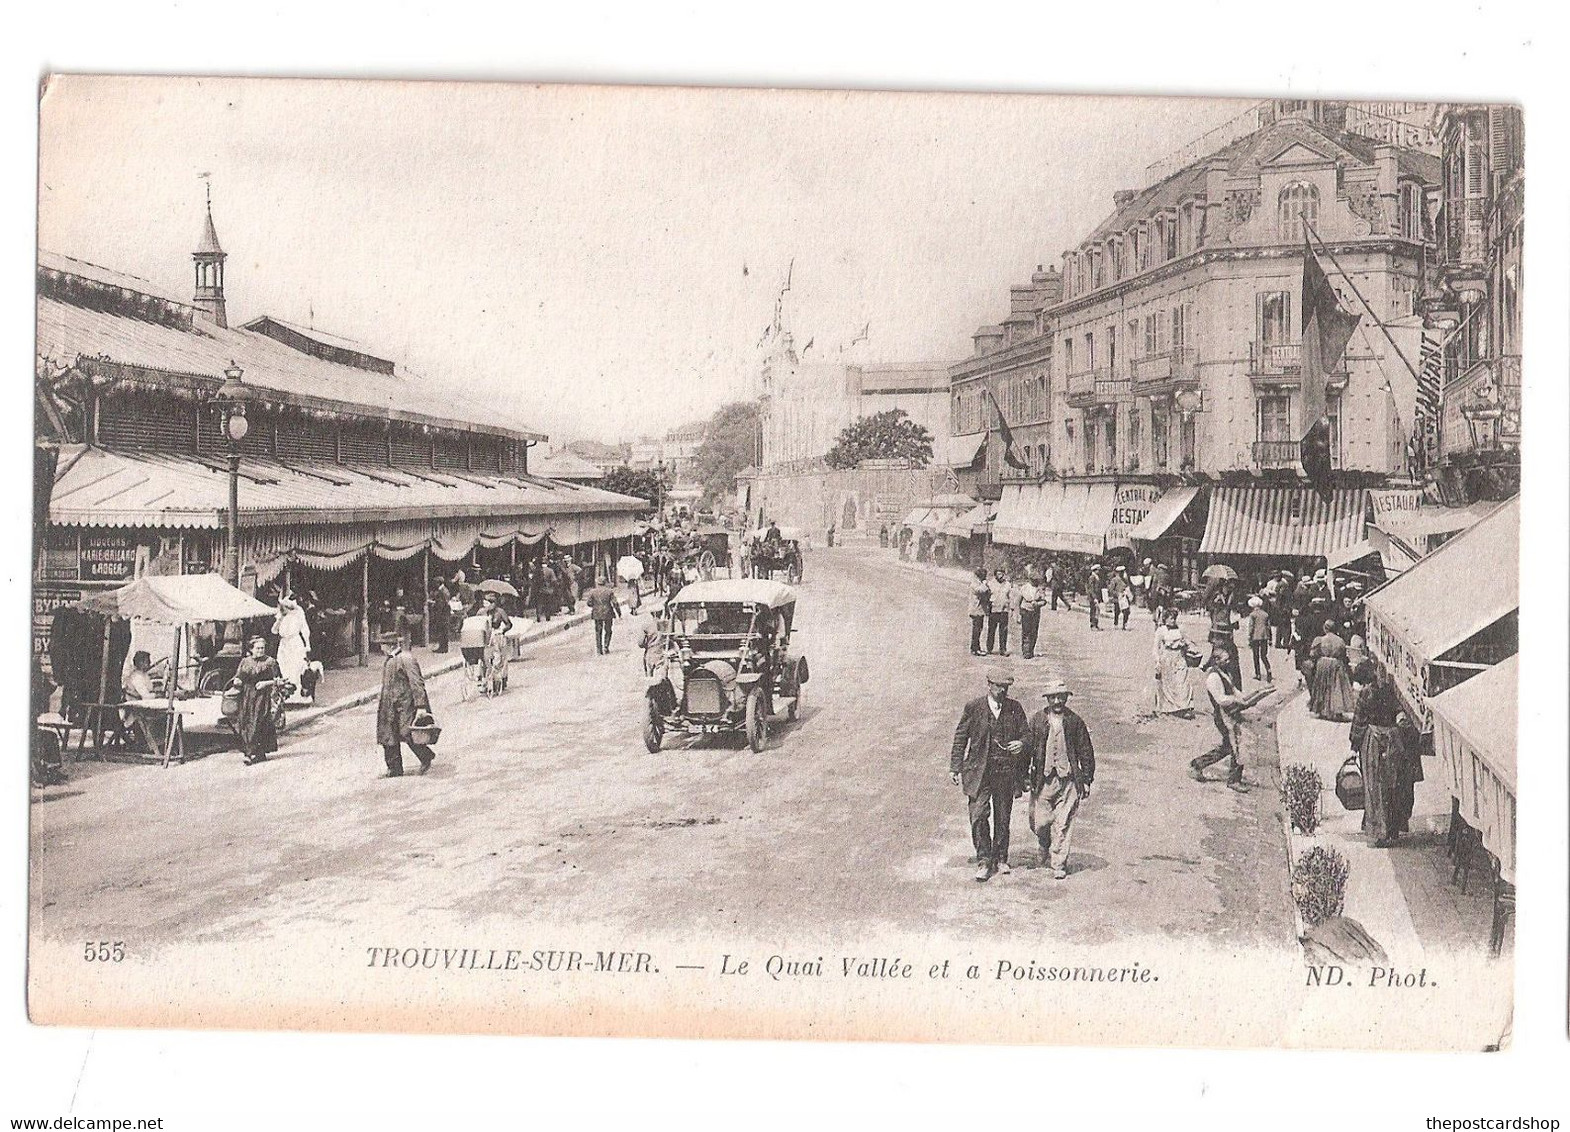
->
left=1352, top=664, right=1405, bottom=846
left=274, top=596, right=311, bottom=701
left=1153, top=609, right=1195, bottom=716
left=1308, top=619, right=1356, bottom=720
left=232, top=636, right=282, bottom=766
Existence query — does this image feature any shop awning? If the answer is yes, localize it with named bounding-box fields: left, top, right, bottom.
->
left=940, top=503, right=993, bottom=537
left=1430, top=655, right=1517, bottom=882
left=991, top=481, right=1115, bottom=554
left=899, top=507, right=934, bottom=529
left=1363, top=496, right=1518, bottom=665
left=943, top=432, right=987, bottom=470
left=1430, top=655, right=1517, bottom=787
left=1373, top=499, right=1501, bottom=551
left=1198, top=486, right=1367, bottom=558
left=1126, top=486, right=1201, bottom=542
left=1325, top=528, right=1417, bottom=575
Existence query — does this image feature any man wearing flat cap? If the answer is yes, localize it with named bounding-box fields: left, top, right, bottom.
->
left=950, top=668, right=1030, bottom=882
left=1026, top=679, right=1096, bottom=879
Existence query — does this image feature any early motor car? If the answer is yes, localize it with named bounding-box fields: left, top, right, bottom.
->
left=644, top=579, right=808, bottom=753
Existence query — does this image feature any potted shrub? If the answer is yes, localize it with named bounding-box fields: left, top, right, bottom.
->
left=1291, top=845, right=1350, bottom=928
left=1279, top=762, right=1322, bottom=836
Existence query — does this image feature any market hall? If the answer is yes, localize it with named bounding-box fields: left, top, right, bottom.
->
left=34, top=229, right=645, bottom=698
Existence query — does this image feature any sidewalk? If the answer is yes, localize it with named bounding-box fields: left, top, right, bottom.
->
left=1273, top=689, right=1500, bottom=959
left=288, top=607, right=596, bottom=729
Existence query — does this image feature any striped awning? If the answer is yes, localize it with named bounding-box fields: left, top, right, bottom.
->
left=1198, top=486, right=1368, bottom=558
left=1127, top=486, right=1202, bottom=542
left=991, top=481, right=1116, bottom=554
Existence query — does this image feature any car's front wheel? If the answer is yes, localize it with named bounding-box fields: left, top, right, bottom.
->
left=745, top=687, right=769, bottom=752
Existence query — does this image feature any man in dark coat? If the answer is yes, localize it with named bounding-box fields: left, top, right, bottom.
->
left=1025, top=679, right=1096, bottom=879
left=950, top=669, right=1029, bottom=882
left=430, top=578, right=453, bottom=653
left=376, top=631, right=434, bottom=777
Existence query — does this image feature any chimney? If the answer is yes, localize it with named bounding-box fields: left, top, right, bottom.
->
left=192, top=191, right=228, bottom=328
left=1113, top=189, right=1138, bottom=208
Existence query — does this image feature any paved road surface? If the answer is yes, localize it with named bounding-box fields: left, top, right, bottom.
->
left=31, top=547, right=1295, bottom=954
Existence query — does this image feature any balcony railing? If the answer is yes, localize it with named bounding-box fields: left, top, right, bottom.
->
left=1133, top=348, right=1197, bottom=386
left=1252, top=439, right=1300, bottom=467
left=1250, top=341, right=1301, bottom=375
left=1064, top=368, right=1100, bottom=399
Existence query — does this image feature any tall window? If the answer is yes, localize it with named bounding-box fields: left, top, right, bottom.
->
left=1163, top=215, right=1178, bottom=261
left=1153, top=403, right=1170, bottom=468
left=1127, top=407, right=1142, bottom=469
left=1065, top=419, right=1077, bottom=470
left=1063, top=337, right=1075, bottom=375
left=1144, top=314, right=1158, bottom=356
left=1104, top=417, right=1117, bottom=470
left=1258, top=290, right=1292, bottom=346
left=1090, top=248, right=1104, bottom=289
left=1278, top=182, right=1320, bottom=242
left=1399, top=182, right=1423, bottom=240
left=1084, top=332, right=1096, bottom=370
left=1257, top=394, right=1292, bottom=443
left=1127, top=319, right=1140, bottom=359
left=1326, top=392, right=1342, bottom=467
left=1171, top=304, right=1188, bottom=355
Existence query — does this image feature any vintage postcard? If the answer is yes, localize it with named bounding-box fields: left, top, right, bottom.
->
left=29, top=76, right=1519, bottom=1048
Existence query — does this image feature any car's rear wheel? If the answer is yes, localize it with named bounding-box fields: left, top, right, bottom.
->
left=745, top=687, right=769, bottom=752
left=643, top=699, right=664, bottom=753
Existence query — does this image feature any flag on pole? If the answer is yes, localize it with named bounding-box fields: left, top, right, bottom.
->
left=1299, top=238, right=1360, bottom=500
left=983, top=388, right=1030, bottom=470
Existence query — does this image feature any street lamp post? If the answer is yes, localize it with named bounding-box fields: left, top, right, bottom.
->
left=211, top=362, right=250, bottom=587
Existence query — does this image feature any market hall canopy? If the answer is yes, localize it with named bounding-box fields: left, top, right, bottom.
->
left=1362, top=496, right=1518, bottom=666
left=1429, top=654, right=1518, bottom=883
left=1198, top=486, right=1367, bottom=558
left=78, top=572, right=276, bottom=625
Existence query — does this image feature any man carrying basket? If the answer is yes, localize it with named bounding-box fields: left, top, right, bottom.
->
left=377, top=630, right=436, bottom=777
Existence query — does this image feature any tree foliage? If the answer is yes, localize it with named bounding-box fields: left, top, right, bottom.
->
left=600, top=465, right=667, bottom=509
left=693, top=400, right=760, bottom=507
left=825, top=409, right=933, bottom=470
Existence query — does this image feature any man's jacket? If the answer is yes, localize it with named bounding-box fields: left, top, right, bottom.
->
left=950, top=694, right=1029, bottom=796
left=1026, top=707, right=1096, bottom=793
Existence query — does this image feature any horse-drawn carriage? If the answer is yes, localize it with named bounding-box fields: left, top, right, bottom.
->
left=747, top=526, right=805, bottom=583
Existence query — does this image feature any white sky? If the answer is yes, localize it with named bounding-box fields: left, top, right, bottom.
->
left=38, top=76, right=1247, bottom=443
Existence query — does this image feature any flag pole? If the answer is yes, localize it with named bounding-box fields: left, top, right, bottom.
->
left=1305, top=222, right=1423, bottom=385
left=1304, top=222, right=1422, bottom=478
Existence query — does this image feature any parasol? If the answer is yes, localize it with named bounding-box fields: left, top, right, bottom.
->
left=475, top=579, right=519, bottom=598
left=1201, top=564, right=1238, bottom=582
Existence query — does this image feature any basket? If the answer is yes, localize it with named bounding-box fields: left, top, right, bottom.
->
left=1334, top=755, right=1365, bottom=811
left=409, top=711, right=441, bottom=746
left=220, top=688, right=242, bottom=718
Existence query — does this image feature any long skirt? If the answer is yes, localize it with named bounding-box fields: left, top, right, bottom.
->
left=1153, top=649, right=1193, bottom=714
left=1309, top=656, right=1355, bottom=720
left=1360, top=724, right=1401, bottom=843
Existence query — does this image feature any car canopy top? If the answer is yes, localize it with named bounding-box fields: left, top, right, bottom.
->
left=668, top=579, right=797, bottom=610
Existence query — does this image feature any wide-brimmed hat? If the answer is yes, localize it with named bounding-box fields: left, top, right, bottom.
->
left=1248, top=595, right=1264, bottom=608
left=1040, top=679, right=1071, bottom=698
left=985, top=668, right=1015, bottom=688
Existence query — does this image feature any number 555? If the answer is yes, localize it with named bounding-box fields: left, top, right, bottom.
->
left=83, top=941, right=125, bottom=962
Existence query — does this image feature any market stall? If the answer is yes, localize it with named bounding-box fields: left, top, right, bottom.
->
left=77, top=573, right=278, bottom=765
left=1429, top=654, right=1517, bottom=885
left=1362, top=496, right=1518, bottom=727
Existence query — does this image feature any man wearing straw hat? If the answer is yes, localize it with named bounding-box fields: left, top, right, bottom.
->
left=376, top=629, right=435, bottom=777
left=950, top=668, right=1029, bottom=882
left=1026, top=679, right=1096, bottom=879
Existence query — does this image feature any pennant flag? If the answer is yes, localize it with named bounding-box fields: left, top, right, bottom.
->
left=1299, top=238, right=1360, bottom=500
left=984, top=388, right=1030, bottom=470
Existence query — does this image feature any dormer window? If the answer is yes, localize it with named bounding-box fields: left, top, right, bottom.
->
left=1278, top=181, right=1320, bottom=242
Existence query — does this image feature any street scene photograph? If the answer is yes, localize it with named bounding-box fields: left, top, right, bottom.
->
left=28, top=76, right=1520, bottom=1049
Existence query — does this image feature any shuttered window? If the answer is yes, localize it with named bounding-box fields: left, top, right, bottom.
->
left=275, top=418, right=339, bottom=462
left=390, top=431, right=430, bottom=466
left=434, top=433, right=467, bottom=470
left=341, top=424, right=388, bottom=464
left=97, top=394, right=196, bottom=451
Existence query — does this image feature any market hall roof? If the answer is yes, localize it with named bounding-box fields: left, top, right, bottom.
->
left=37, top=251, right=546, bottom=443
left=48, top=445, right=645, bottom=529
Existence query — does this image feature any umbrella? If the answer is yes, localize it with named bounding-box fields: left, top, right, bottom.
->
left=1201, top=564, right=1238, bottom=582
left=475, top=579, right=519, bottom=598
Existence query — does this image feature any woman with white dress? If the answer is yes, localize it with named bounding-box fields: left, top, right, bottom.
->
left=273, top=596, right=312, bottom=702
left=1153, top=608, right=1195, bottom=717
